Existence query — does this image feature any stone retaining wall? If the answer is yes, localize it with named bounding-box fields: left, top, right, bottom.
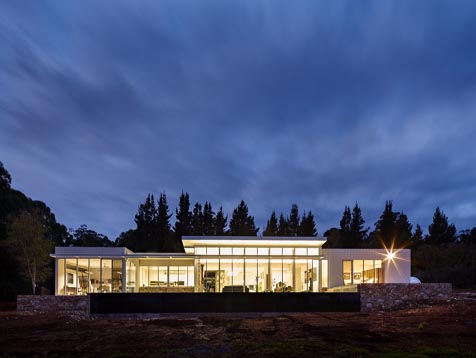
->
left=359, top=283, right=452, bottom=312
left=17, top=284, right=453, bottom=315
left=17, top=295, right=89, bottom=315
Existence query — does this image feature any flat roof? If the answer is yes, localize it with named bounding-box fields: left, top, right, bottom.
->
left=51, top=236, right=327, bottom=258
left=52, top=246, right=133, bottom=258
left=181, top=236, right=326, bottom=247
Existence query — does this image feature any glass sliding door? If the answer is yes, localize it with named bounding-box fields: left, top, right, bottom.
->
left=295, top=259, right=307, bottom=292
left=203, top=259, right=219, bottom=292
left=126, top=260, right=136, bottom=292
left=321, top=260, right=328, bottom=290
left=77, top=259, right=90, bottom=294
left=65, top=258, right=78, bottom=295
left=270, top=259, right=283, bottom=292
left=89, top=259, right=101, bottom=293
left=231, top=258, right=244, bottom=292
left=57, top=259, right=65, bottom=295
left=101, top=259, right=112, bottom=293
left=257, top=259, right=269, bottom=292
left=343, top=260, right=352, bottom=285
left=158, top=266, right=168, bottom=287
left=245, top=259, right=258, bottom=292
left=112, top=259, right=122, bottom=293
left=282, top=259, right=293, bottom=292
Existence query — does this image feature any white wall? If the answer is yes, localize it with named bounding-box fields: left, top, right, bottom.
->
left=322, top=249, right=411, bottom=288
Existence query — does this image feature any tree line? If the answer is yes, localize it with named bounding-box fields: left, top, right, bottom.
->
left=114, top=193, right=317, bottom=252
left=1, top=161, right=475, bottom=299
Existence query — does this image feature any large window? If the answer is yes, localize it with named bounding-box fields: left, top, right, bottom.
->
left=56, top=258, right=123, bottom=295
left=194, top=246, right=323, bottom=293
left=343, top=260, right=383, bottom=285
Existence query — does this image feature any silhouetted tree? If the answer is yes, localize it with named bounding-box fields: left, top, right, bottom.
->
left=277, top=213, right=288, bottom=236
left=0, top=161, right=12, bottom=191
left=411, top=224, right=424, bottom=247
left=229, top=200, right=258, bottom=236
left=299, top=211, right=318, bottom=236
left=134, top=194, right=157, bottom=251
left=71, top=224, right=112, bottom=247
left=374, top=201, right=398, bottom=248
left=339, top=206, right=352, bottom=247
left=263, top=211, right=278, bottom=236
left=349, top=204, right=368, bottom=246
left=459, top=227, right=476, bottom=244
left=156, top=192, right=173, bottom=251
left=174, top=192, right=192, bottom=241
left=214, top=206, right=228, bottom=235
left=203, top=202, right=215, bottom=235
left=394, top=212, right=412, bottom=247
left=426, top=207, right=457, bottom=245
left=288, top=204, right=300, bottom=236
left=192, top=203, right=204, bottom=235
left=114, top=229, right=136, bottom=248
left=322, top=227, right=341, bottom=248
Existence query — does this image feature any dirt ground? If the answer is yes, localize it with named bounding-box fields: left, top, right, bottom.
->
left=1, top=297, right=475, bottom=358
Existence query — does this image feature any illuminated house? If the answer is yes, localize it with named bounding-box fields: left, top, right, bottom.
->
left=51, top=236, right=411, bottom=295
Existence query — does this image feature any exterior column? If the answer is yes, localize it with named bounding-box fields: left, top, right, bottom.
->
left=318, top=259, right=322, bottom=292
left=292, top=258, right=296, bottom=292
left=121, top=258, right=127, bottom=293
left=55, top=259, right=58, bottom=295
left=135, top=260, right=140, bottom=293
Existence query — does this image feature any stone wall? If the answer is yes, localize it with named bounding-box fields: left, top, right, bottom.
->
left=359, top=283, right=452, bottom=312
left=17, top=295, right=89, bottom=315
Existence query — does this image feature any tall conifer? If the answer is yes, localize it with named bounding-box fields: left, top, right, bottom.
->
left=174, top=192, right=192, bottom=241
left=229, top=200, right=258, bottom=236
left=288, top=204, right=300, bottom=236
left=263, top=211, right=278, bottom=236
left=215, top=206, right=228, bottom=235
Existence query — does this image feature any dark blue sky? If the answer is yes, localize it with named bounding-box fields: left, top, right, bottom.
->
left=1, top=1, right=476, bottom=239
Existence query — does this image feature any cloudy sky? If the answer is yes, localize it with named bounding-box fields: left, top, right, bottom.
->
left=1, top=1, right=476, bottom=239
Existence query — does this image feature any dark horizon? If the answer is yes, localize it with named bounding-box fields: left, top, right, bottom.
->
left=1, top=1, right=475, bottom=239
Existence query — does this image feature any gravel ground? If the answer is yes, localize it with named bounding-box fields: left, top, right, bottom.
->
left=1, top=298, right=475, bottom=357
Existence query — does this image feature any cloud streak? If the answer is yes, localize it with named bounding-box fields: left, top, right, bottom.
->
left=1, top=1, right=476, bottom=238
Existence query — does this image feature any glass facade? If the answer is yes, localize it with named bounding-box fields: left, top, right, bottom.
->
left=55, top=257, right=120, bottom=295
left=195, top=246, right=322, bottom=293
left=54, top=238, right=396, bottom=295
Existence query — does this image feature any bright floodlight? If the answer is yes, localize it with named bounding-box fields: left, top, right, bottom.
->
left=387, top=251, right=396, bottom=261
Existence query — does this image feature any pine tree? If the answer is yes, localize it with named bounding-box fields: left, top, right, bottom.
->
left=374, top=201, right=398, bottom=248
left=459, top=227, right=476, bottom=243
left=156, top=192, right=172, bottom=251
left=299, top=211, right=318, bottom=236
left=339, top=206, right=352, bottom=247
left=277, top=213, right=288, bottom=236
left=203, top=202, right=215, bottom=235
left=349, top=203, right=368, bottom=247
left=191, top=203, right=204, bottom=235
left=134, top=194, right=157, bottom=251
left=395, top=212, right=412, bottom=247
left=426, top=207, right=457, bottom=245
left=263, top=211, right=278, bottom=236
left=214, top=206, right=228, bottom=235
left=411, top=224, right=424, bottom=247
left=288, top=204, right=300, bottom=236
left=0, top=161, right=12, bottom=191
left=229, top=200, right=259, bottom=236
left=174, top=192, right=192, bottom=241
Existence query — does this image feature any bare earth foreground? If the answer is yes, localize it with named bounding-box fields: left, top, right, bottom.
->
left=1, top=298, right=475, bottom=358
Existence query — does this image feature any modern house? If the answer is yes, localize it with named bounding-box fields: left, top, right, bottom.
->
left=51, top=236, right=411, bottom=295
